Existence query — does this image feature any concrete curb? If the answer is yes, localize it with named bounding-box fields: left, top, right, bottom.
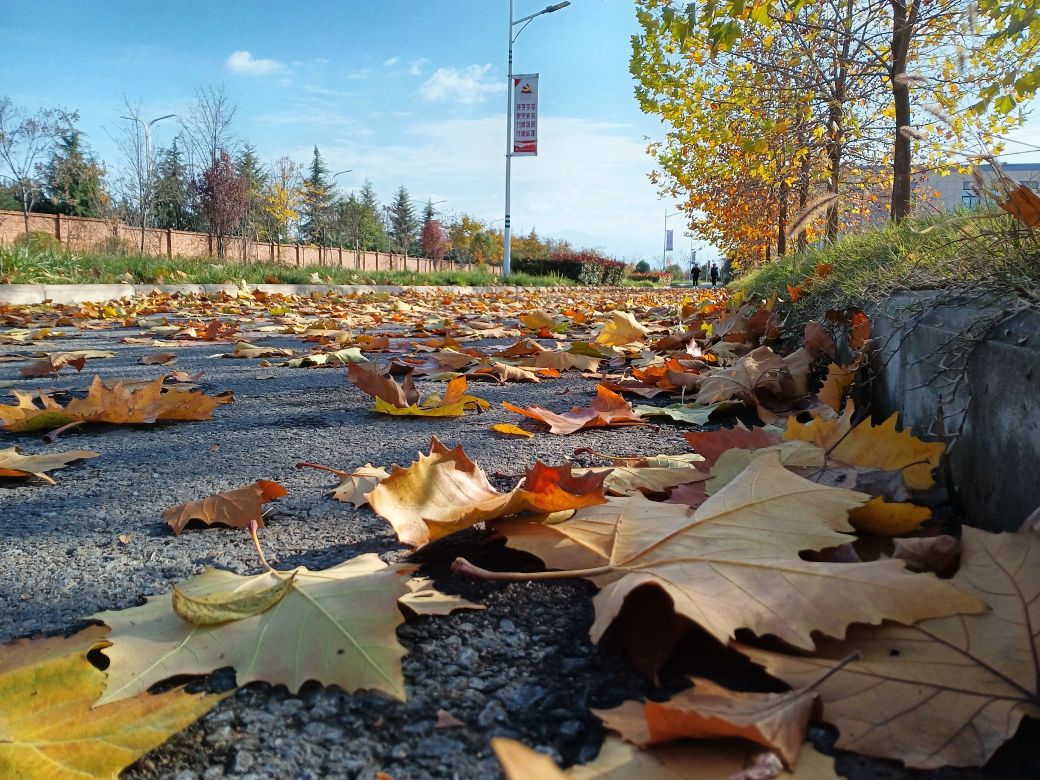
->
left=0, top=283, right=557, bottom=306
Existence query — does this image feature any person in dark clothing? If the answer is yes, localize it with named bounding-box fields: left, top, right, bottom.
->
left=709, top=263, right=720, bottom=287
left=690, top=264, right=701, bottom=286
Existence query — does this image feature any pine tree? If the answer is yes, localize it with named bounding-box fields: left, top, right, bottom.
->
left=358, top=180, right=390, bottom=251
left=299, top=146, right=332, bottom=244
left=44, top=129, right=109, bottom=217
left=388, top=185, right=417, bottom=256
left=152, top=138, right=195, bottom=230
left=421, top=198, right=436, bottom=228
left=235, top=143, right=268, bottom=241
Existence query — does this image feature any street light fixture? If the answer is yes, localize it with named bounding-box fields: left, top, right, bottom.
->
left=120, top=112, right=176, bottom=254
left=503, top=1, right=571, bottom=278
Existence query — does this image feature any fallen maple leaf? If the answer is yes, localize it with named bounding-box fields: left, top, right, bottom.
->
left=596, top=310, right=649, bottom=346
left=817, top=363, right=856, bottom=413
left=695, top=346, right=803, bottom=421
left=398, top=577, right=486, bottom=617
left=494, top=737, right=839, bottom=780
left=594, top=674, right=828, bottom=767
left=296, top=462, right=390, bottom=506
left=0, top=445, right=98, bottom=483
left=503, top=385, right=647, bottom=435
left=476, top=453, right=984, bottom=650
left=282, top=347, right=367, bottom=367
left=347, top=362, right=419, bottom=407
left=19, top=349, right=114, bottom=377
left=785, top=406, right=945, bottom=490
left=373, top=375, right=491, bottom=418
left=93, top=553, right=413, bottom=704
left=0, top=626, right=225, bottom=778
left=740, top=526, right=1040, bottom=768
left=846, top=495, right=931, bottom=535
left=368, top=438, right=608, bottom=547
left=163, top=480, right=287, bottom=535
left=0, top=376, right=232, bottom=434
left=522, top=350, right=602, bottom=373
left=572, top=465, right=709, bottom=496
left=491, top=423, right=534, bottom=439
left=140, top=351, right=177, bottom=365
left=633, top=401, right=740, bottom=425
left=683, top=423, right=782, bottom=470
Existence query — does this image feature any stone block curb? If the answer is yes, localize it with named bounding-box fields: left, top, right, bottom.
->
left=0, top=283, right=558, bottom=306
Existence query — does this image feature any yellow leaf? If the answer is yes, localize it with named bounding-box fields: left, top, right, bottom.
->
left=492, top=423, right=534, bottom=438
left=847, top=496, right=931, bottom=536
left=0, top=627, right=225, bottom=779
left=595, top=311, right=649, bottom=346
left=172, top=571, right=298, bottom=626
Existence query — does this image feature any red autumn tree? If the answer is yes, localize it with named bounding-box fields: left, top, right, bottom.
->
left=199, top=149, right=248, bottom=258
left=420, top=219, right=451, bottom=262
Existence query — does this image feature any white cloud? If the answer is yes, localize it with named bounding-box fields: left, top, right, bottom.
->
left=408, top=57, right=429, bottom=77
left=294, top=115, right=674, bottom=259
left=419, top=64, right=505, bottom=104
left=383, top=56, right=401, bottom=67
left=225, top=50, right=283, bottom=76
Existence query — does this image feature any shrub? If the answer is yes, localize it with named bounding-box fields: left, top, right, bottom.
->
left=627, top=271, right=672, bottom=284
left=634, top=260, right=651, bottom=273
left=13, top=231, right=61, bottom=254
left=513, top=251, right=626, bottom=285
left=93, top=234, right=135, bottom=257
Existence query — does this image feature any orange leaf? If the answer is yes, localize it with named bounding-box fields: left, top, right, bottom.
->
left=163, top=480, right=287, bottom=535
left=503, top=385, right=646, bottom=435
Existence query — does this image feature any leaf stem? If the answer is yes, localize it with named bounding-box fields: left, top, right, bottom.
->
left=295, top=461, right=347, bottom=477
left=451, top=557, right=613, bottom=582
left=249, top=520, right=276, bottom=573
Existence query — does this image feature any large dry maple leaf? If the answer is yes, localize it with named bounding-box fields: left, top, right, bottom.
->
left=0, top=626, right=224, bottom=779
left=368, top=437, right=608, bottom=547
left=0, top=375, right=231, bottom=433
left=503, top=385, right=646, bottom=435
left=485, top=453, right=984, bottom=649
left=739, top=526, right=1040, bottom=769
left=93, top=553, right=413, bottom=705
left=785, top=405, right=945, bottom=490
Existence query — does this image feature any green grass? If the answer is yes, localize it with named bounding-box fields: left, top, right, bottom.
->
left=732, top=210, right=1040, bottom=323
left=0, top=246, right=572, bottom=287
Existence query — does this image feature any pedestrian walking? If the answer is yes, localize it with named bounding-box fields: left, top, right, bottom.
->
left=709, top=263, right=720, bottom=288
left=690, top=264, right=701, bottom=286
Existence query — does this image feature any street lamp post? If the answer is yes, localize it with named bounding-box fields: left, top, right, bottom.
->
left=503, top=1, right=571, bottom=279
left=121, top=112, right=175, bottom=255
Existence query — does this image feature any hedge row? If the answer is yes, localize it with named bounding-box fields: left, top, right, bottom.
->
left=513, top=251, right=626, bottom=285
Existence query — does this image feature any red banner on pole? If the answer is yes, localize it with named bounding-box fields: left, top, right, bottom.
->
left=512, top=74, right=539, bottom=156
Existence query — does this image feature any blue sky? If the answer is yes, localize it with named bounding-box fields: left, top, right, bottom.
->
left=0, top=0, right=705, bottom=263
left=1, top=2, right=1035, bottom=262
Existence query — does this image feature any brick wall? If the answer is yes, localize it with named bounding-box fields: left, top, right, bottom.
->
left=0, top=209, right=496, bottom=275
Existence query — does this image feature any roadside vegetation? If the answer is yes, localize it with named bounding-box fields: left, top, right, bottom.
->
left=733, top=210, right=1040, bottom=326
left=0, top=244, right=571, bottom=287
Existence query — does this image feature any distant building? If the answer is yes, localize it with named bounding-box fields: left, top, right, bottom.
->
left=916, top=162, right=1040, bottom=212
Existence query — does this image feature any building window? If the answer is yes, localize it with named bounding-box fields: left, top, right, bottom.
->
left=961, top=180, right=980, bottom=209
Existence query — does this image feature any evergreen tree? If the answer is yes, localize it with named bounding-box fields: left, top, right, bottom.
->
left=299, top=145, right=332, bottom=244
left=388, top=185, right=417, bottom=256
left=43, top=129, right=109, bottom=217
left=421, top=198, right=436, bottom=228
left=358, top=179, right=390, bottom=251
left=235, top=143, right=268, bottom=241
left=152, top=138, right=195, bottom=230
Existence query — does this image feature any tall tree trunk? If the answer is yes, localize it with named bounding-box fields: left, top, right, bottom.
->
left=777, top=179, right=789, bottom=257
left=890, top=0, right=916, bottom=223
left=825, top=101, right=843, bottom=240
left=796, top=151, right=810, bottom=251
